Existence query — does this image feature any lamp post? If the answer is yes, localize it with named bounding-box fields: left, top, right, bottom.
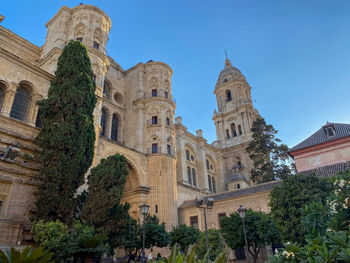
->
left=196, top=197, right=214, bottom=262
left=238, top=205, right=250, bottom=263
left=139, top=204, right=150, bottom=263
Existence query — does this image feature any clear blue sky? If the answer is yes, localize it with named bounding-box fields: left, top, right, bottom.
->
left=2, top=0, right=350, bottom=148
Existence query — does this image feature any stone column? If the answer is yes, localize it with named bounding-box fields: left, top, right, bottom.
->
left=28, top=94, right=43, bottom=126
left=0, top=82, right=17, bottom=117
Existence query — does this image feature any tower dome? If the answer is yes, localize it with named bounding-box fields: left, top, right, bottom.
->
left=216, top=57, right=246, bottom=86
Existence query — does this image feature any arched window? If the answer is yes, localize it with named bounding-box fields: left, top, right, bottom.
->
left=208, top=175, right=212, bottom=192
left=103, top=80, right=111, bottom=100
left=10, top=84, right=31, bottom=121
left=111, top=114, right=118, bottom=141
left=100, top=108, right=107, bottom=137
left=231, top=123, right=237, bottom=137
left=35, top=109, right=42, bottom=128
left=206, top=159, right=210, bottom=170
left=226, top=90, right=232, bottom=101
left=226, top=129, right=230, bottom=139
left=212, top=177, right=216, bottom=193
left=0, top=82, right=6, bottom=111
left=187, top=166, right=192, bottom=185
left=186, top=150, right=190, bottom=161
left=238, top=125, right=242, bottom=135
left=192, top=168, right=197, bottom=187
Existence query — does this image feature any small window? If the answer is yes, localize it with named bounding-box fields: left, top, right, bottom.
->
left=226, top=129, right=230, bottom=139
left=152, top=143, right=158, bottom=153
left=187, top=166, right=192, bottom=185
left=152, top=116, right=158, bottom=125
left=237, top=161, right=242, bottom=169
left=155, top=204, right=158, bottom=213
left=218, top=213, right=226, bottom=226
left=166, top=118, right=170, bottom=126
left=237, top=183, right=240, bottom=189
left=35, top=110, right=43, bottom=128
left=93, top=41, right=99, bottom=50
left=208, top=175, right=212, bottom=192
left=152, top=89, right=157, bottom=97
left=210, top=164, right=213, bottom=170
left=326, top=127, right=335, bottom=137
left=165, top=91, right=168, bottom=98
left=192, top=168, right=197, bottom=187
left=92, top=74, right=96, bottom=83
left=111, top=114, right=119, bottom=142
left=0, top=200, right=3, bottom=212
left=100, top=108, right=107, bottom=137
left=186, top=150, right=190, bottom=161
left=0, top=83, right=6, bottom=111
left=190, top=216, right=199, bottom=229
left=212, top=177, right=216, bottom=193
left=231, top=123, right=237, bottom=137
left=238, top=125, right=242, bottom=135
left=191, top=155, right=194, bottom=161
left=76, top=37, right=83, bottom=42
left=206, top=159, right=210, bottom=170
left=226, top=90, right=232, bottom=101
left=167, top=144, right=171, bottom=154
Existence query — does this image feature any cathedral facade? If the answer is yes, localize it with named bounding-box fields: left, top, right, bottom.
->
left=0, top=4, right=275, bottom=247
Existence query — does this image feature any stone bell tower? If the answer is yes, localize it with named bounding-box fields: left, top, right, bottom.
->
left=212, top=56, right=259, bottom=189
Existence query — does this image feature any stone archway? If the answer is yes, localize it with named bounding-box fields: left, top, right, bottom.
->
left=121, top=161, right=150, bottom=220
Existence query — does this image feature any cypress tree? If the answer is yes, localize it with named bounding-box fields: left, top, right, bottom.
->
left=35, top=40, right=96, bottom=224
left=81, top=154, right=131, bottom=250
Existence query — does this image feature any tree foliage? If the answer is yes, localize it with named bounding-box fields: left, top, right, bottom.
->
left=81, top=153, right=131, bottom=250
left=170, top=224, right=201, bottom=252
left=220, top=210, right=280, bottom=263
left=124, top=215, right=170, bottom=262
left=32, top=220, right=108, bottom=263
left=35, top=40, right=96, bottom=224
left=269, top=174, right=332, bottom=244
left=246, top=116, right=294, bottom=183
left=268, top=171, right=350, bottom=262
left=0, top=247, right=53, bottom=263
left=197, top=229, right=225, bottom=262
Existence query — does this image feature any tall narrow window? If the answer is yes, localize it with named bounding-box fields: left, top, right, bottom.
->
left=10, top=84, right=31, bottom=122
left=238, top=125, right=242, bottom=135
left=186, top=150, right=190, bottom=161
left=167, top=144, right=171, bottom=154
left=152, top=143, right=158, bottom=153
left=152, top=116, right=158, bottom=125
left=35, top=109, right=42, bottom=128
left=226, top=129, right=230, bottom=139
left=226, top=90, right=232, bottom=101
left=192, top=168, right=197, bottom=187
left=100, top=108, right=107, bottom=137
left=187, top=166, right=192, bottom=185
left=166, top=117, right=170, bottom=126
left=165, top=91, right=169, bottom=98
left=0, top=83, right=6, bottom=111
left=190, top=216, right=199, bottom=229
left=155, top=204, right=158, bottom=213
left=111, top=114, right=119, bottom=141
left=212, top=177, right=216, bottom=193
left=206, top=159, right=210, bottom=170
left=103, top=80, right=111, bottom=100
left=93, top=41, right=100, bottom=50
left=92, top=74, right=96, bottom=83
left=208, top=175, right=212, bottom=192
left=152, top=89, right=157, bottom=97
left=231, top=123, right=237, bottom=137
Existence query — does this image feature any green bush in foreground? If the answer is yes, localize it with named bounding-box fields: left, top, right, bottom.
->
left=0, top=247, right=53, bottom=263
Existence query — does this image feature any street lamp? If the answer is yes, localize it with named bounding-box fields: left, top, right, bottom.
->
left=196, top=197, right=214, bottom=262
left=139, top=204, right=150, bottom=263
left=238, top=205, right=249, bottom=263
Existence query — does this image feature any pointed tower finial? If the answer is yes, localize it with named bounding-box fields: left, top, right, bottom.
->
left=224, top=51, right=231, bottom=68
